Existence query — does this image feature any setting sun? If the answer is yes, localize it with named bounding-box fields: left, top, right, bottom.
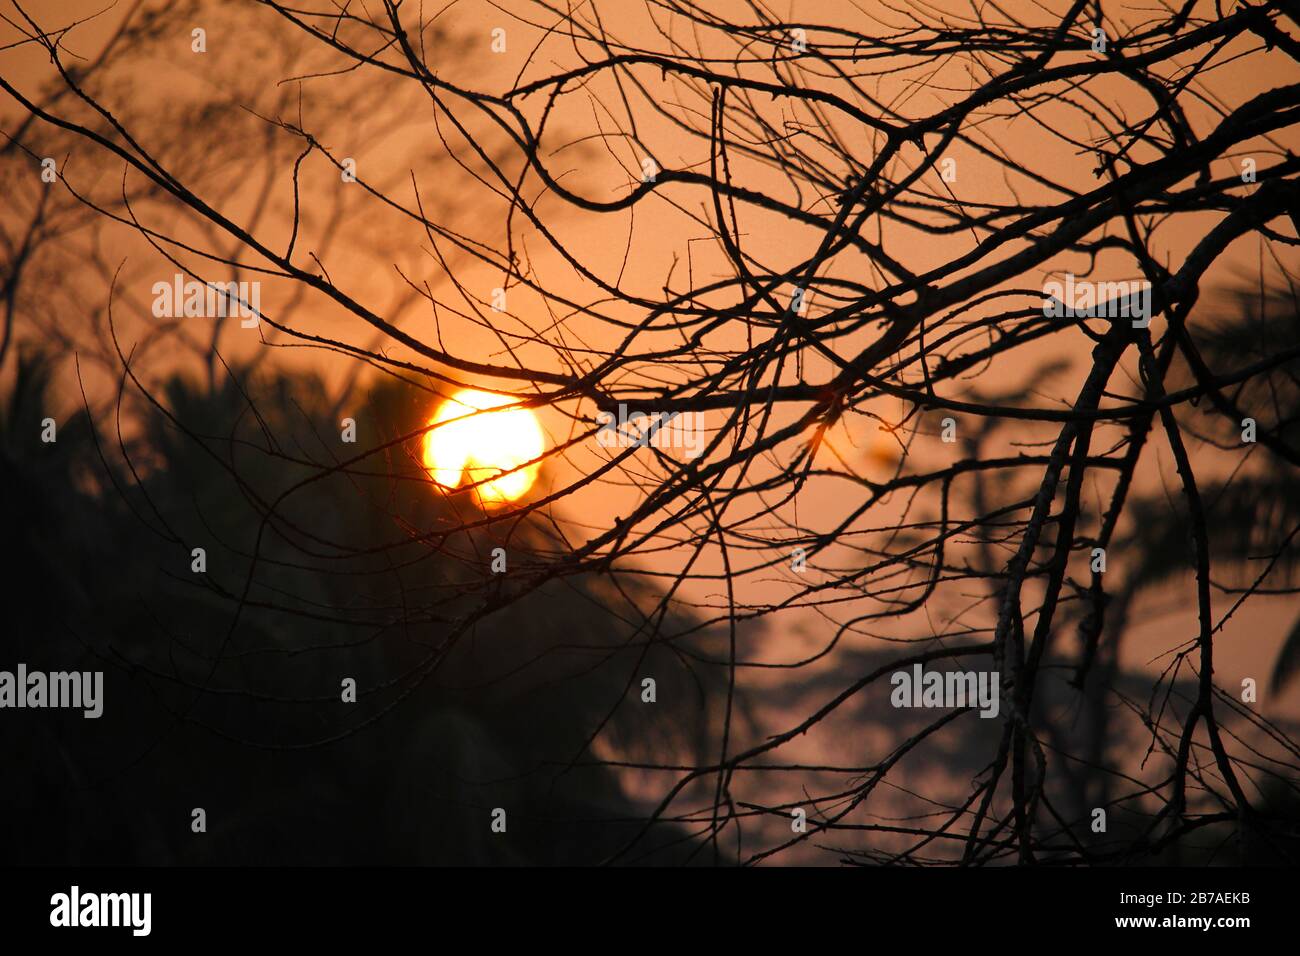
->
left=421, top=389, right=545, bottom=506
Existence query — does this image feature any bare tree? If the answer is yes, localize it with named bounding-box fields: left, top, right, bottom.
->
left=2, top=0, right=1299, bottom=865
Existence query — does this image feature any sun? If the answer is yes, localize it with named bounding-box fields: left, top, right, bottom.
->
left=421, top=389, right=545, bottom=506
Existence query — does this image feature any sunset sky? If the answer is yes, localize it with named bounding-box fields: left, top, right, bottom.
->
left=2, top=0, right=1298, bottom=870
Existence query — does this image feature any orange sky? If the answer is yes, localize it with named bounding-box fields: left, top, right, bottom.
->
left=4, top=2, right=1299, bottom=851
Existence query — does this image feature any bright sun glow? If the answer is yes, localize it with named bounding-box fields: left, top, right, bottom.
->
left=422, top=389, right=545, bottom=506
